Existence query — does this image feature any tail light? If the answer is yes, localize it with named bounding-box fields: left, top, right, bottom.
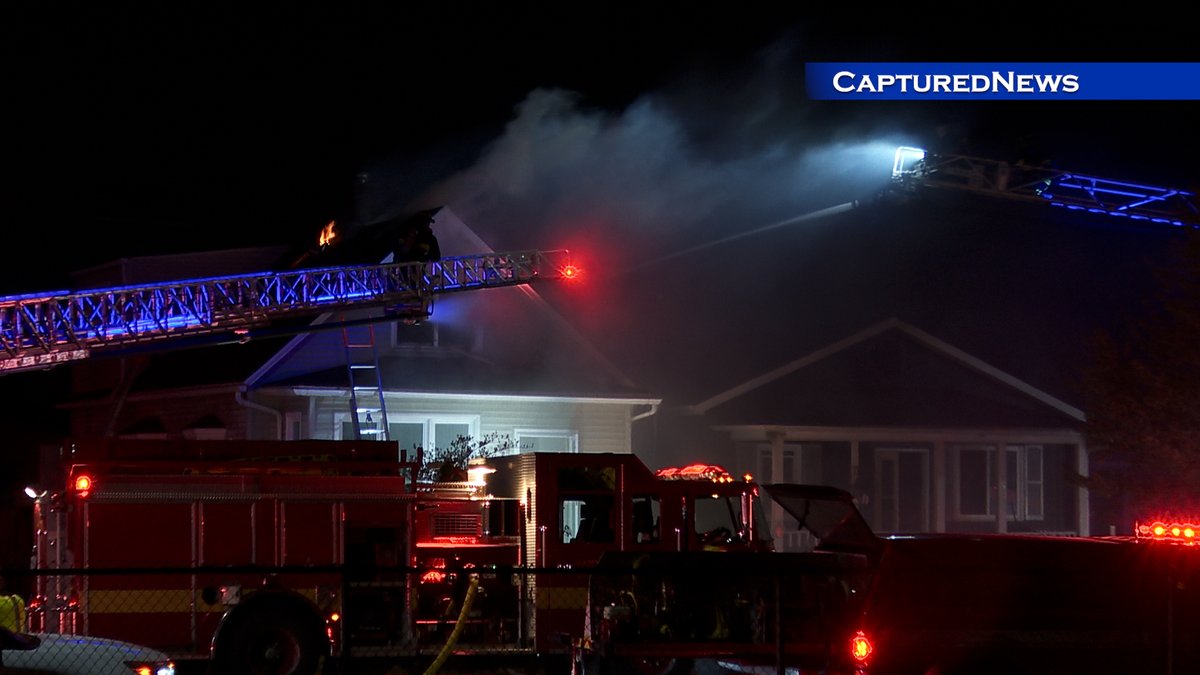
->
left=851, top=630, right=874, bottom=663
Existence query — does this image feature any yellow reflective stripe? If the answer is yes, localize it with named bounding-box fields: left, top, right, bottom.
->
left=86, top=587, right=320, bottom=614
left=88, top=590, right=224, bottom=614
left=534, top=588, right=587, bottom=610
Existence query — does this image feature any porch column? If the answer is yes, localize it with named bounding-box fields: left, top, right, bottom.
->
left=994, top=441, right=1008, bottom=534
left=933, top=440, right=946, bottom=532
left=1076, top=440, right=1090, bottom=536
left=770, top=431, right=785, bottom=547
left=849, top=440, right=860, bottom=488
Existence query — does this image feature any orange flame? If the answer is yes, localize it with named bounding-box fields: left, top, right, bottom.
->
left=319, top=220, right=337, bottom=247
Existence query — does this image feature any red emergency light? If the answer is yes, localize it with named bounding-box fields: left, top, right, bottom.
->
left=655, top=463, right=734, bottom=483
left=1135, top=519, right=1199, bottom=545
left=421, top=570, right=447, bottom=584
left=850, top=630, right=874, bottom=663
left=73, top=474, right=93, bottom=497
left=560, top=264, right=582, bottom=281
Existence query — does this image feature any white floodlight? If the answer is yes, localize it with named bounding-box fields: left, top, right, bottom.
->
left=892, top=146, right=927, bottom=178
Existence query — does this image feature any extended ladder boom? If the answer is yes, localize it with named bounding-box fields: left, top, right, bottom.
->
left=0, top=250, right=570, bottom=374
left=892, top=150, right=1199, bottom=228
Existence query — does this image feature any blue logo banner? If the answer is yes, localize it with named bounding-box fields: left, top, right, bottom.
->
left=805, top=63, right=1200, bottom=100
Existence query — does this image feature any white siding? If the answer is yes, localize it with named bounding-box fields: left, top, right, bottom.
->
left=304, top=392, right=635, bottom=454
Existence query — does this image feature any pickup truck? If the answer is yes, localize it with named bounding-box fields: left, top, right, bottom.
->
left=578, top=484, right=1200, bottom=675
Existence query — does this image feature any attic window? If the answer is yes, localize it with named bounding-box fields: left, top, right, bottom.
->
left=392, top=321, right=438, bottom=347
left=182, top=413, right=227, bottom=441
left=118, top=416, right=168, bottom=440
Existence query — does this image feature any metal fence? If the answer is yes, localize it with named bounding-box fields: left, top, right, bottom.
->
left=1, top=561, right=858, bottom=675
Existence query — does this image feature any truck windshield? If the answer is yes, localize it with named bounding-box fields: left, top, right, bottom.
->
left=694, top=493, right=771, bottom=545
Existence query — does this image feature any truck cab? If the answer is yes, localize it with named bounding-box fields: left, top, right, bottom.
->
left=487, top=453, right=773, bottom=658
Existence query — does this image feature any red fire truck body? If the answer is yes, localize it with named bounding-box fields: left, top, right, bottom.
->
left=28, top=439, right=770, bottom=674
left=582, top=484, right=1200, bottom=675
left=488, top=452, right=773, bottom=656
left=29, top=439, right=521, bottom=673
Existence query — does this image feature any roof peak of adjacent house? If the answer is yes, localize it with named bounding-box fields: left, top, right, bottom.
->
left=688, top=317, right=1085, bottom=423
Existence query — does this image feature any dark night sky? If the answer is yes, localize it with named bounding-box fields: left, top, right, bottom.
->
left=2, top=4, right=1199, bottom=425
left=4, top=5, right=1197, bottom=289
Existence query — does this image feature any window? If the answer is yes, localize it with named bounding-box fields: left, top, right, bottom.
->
left=1023, top=445, right=1044, bottom=520
left=334, top=411, right=383, bottom=441
left=559, top=466, right=616, bottom=544
left=756, top=446, right=803, bottom=531
left=389, top=421, right=424, bottom=453
left=755, top=446, right=798, bottom=483
left=952, top=444, right=1044, bottom=521
left=334, top=412, right=479, bottom=457
left=391, top=320, right=439, bottom=347
left=284, top=412, right=303, bottom=441
left=631, top=495, right=661, bottom=544
left=512, top=429, right=578, bottom=455
left=561, top=495, right=615, bottom=544
left=694, top=494, right=741, bottom=545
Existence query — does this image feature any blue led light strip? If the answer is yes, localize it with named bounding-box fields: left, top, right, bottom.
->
left=0, top=250, right=569, bottom=374
left=892, top=151, right=1199, bottom=229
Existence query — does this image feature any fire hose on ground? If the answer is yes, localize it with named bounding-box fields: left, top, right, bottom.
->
left=421, top=574, right=480, bottom=675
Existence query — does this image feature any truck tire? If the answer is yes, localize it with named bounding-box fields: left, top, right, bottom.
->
left=211, top=599, right=325, bottom=675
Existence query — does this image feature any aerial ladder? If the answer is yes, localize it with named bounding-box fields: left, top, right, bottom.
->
left=890, top=146, right=1200, bottom=228
left=0, top=250, right=574, bottom=375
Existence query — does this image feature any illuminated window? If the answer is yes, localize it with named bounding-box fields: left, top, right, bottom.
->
left=952, top=444, right=1044, bottom=521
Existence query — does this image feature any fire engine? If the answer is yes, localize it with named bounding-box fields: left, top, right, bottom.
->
left=26, top=438, right=771, bottom=675
left=579, top=483, right=1200, bottom=675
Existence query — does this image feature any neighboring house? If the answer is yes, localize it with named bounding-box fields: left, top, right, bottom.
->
left=60, top=208, right=658, bottom=470
left=671, top=317, right=1091, bottom=547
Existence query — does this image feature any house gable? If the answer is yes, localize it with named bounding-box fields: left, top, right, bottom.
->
left=248, top=207, right=642, bottom=398
left=692, top=318, right=1084, bottom=429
